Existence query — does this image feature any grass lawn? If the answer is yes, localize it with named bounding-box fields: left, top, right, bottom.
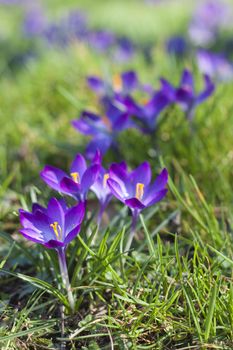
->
left=1, top=0, right=233, bottom=349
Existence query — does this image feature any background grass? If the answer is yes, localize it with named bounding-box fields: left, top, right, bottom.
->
left=1, top=0, right=233, bottom=349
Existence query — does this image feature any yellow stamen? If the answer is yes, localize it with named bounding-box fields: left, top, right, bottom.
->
left=102, top=115, right=112, bottom=131
left=103, top=173, right=110, bottom=188
left=141, top=98, right=148, bottom=105
left=70, top=172, right=80, bottom=183
left=50, top=221, right=62, bottom=240
left=113, top=74, right=122, bottom=92
left=135, top=183, right=144, bottom=200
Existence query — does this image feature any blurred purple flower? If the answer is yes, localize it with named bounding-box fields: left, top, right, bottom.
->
left=42, top=10, right=88, bottom=46
left=88, top=30, right=115, bottom=52
left=23, top=8, right=47, bottom=37
left=197, top=49, right=233, bottom=82
left=166, top=36, right=187, bottom=57
left=64, top=10, right=88, bottom=39
left=188, top=1, right=231, bottom=46
left=125, top=90, right=170, bottom=133
left=113, top=37, right=135, bottom=62
left=87, top=70, right=140, bottom=97
left=19, top=198, right=85, bottom=249
left=72, top=109, right=134, bottom=158
left=40, top=153, right=101, bottom=201
left=160, top=69, right=215, bottom=120
left=91, top=166, right=113, bottom=225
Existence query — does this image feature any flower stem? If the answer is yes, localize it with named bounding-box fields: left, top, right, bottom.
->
left=125, top=210, right=138, bottom=253
left=57, top=247, right=75, bottom=313
left=97, top=200, right=109, bottom=227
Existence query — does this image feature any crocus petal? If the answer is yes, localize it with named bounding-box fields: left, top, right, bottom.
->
left=107, top=178, right=127, bottom=203
left=109, top=163, right=132, bottom=195
left=60, top=177, right=80, bottom=196
left=32, top=203, right=46, bottom=214
left=86, top=136, right=112, bottom=159
left=87, top=76, right=105, bottom=94
left=144, top=168, right=168, bottom=203
left=181, top=69, right=193, bottom=89
left=196, top=74, right=215, bottom=104
left=125, top=197, right=145, bottom=209
left=19, top=210, right=41, bottom=231
left=109, top=163, right=128, bottom=183
left=130, top=162, right=152, bottom=186
left=19, top=228, right=45, bottom=244
left=176, top=87, right=193, bottom=106
left=20, top=210, right=48, bottom=233
left=70, top=153, right=87, bottom=176
left=44, top=240, right=65, bottom=249
left=40, top=165, right=67, bottom=192
left=47, top=198, right=66, bottom=234
left=144, top=91, right=170, bottom=119
left=64, top=224, right=82, bottom=245
left=65, top=201, right=85, bottom=234
left=144, top=189, right=168, bottom=207
left=160, top=78, right=176, bottom=101
left=112, top=112, right=132, bottom=132
left=72, top=119, right=98, bottom=136
left=150, top=168, right=168, bottom=192
left=121, top=71, right=138, bottom=92
left=81, top=164, right=100, bottom=194
left=92, top=149, right=102, bottom=164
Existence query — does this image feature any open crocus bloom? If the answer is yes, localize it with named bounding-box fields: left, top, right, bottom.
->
left=87, top=70, right=149, bottom=97
left=107, top=162, right=168, bottom=212
left=19, top=198, right=85, bottom=249
left=175, top=69, right=215, bottom=119
left=40, top=153, right=100, bottom=201
left=91, top=166, right=112, bottom=208
left=160, top=69, right=215, bottom=120
left=125, top=90, right=170, bottom=133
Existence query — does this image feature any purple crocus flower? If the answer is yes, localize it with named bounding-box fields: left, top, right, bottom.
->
left=197, top=49, right=233, bottom=82
left=88, top=30, right=116, bottom=52
left=113, top=37, right=135, bottom=62
left=19, top=197, right=85, bottom=249
left=40, top=153, right=100, bottom=201
left=122, top=90, right=170, bottom=133
left=160, top=69, right=215, bottom=120
left=166, top=36, right=187, bottom=57
left=23, top=8, right=47, bottom=37
left=188, top=0, right=230, bottom=46
left=175, top=69, right=215, bottom=120
left=19, top=197, right=85, bottom=312
left=64, top=10, right=88, bottom=40
left=43, top=22, right=69, bottom=46
left=87, top=70, right=146, bottom=97
left=107, top=162, right=168, bottom=250
left=90, top=166, right=113, bottom=225
left=72, top=110, right=134, bottom=159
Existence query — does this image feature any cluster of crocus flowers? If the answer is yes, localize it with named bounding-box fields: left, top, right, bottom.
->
left=19, top=149, right=169, bottom=311
left=197, top=49, right=233, bottom=82
left=21, top=7, right=136, bottom=62
left=76, top=69, right=215, bottom=144
left=188, top=0, right=230, bottom=47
